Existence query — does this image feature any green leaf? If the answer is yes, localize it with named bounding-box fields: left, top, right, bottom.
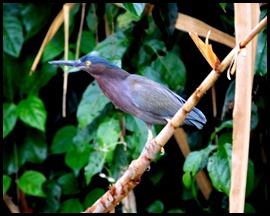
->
left=21, top=4, right=51, bottom=41
left=96, top=117, right=121, bottom=164
left=80, top=31, right=96, bottom=55
left=22, top=130, right=48, bottom=163
left=143, top=39, right=166, bottom=58
left=149, top=170, right=164, bottom=186
left=65, top=145, right=91, bottom=176
left=183, top=145, right=215, bottom=176
left=182, top=172, right=192, bottom=188
left=207, top=143, right=232, bottom=195
left=217, top=132, right=232, bottom=146
left=86, top=4, right=97, bottom=32
left=210, top=120, right=233, bottom=142
left=139, top=66, right=167, bottom=86
left=43, top=180, right=61, bottom=213
left=222, top=80, right=235, bottom=118
left=251, top=102, right=259, bottom=131
left=42, top=31, right=64, bottom=62
left=122, top=3, right=145, bottom=20
left=110, top=144, right=129, bottom=180
left=3, top=103, right=18, bottom=138
left=146, top=200, right=164, bottom=213
left=152, top=52, right=186, bottom=90
left=84, top=188, right=105, bottom=209
left=117, top=11, right=139, bottom=28
left=167, top=209, right=185, bottom=213
left=255, top=15, right=267, bottom=76
left=246, top=160, right=255, bottom=197
left=3, top=14, right=24, bottom=57
left=93, top=30, right=131, bottom=59
left=3, top=175, right=12, bottom=195
left=51, top=125, right=77, bottom=154
left=59, top=198, right=84, bottom=213
left=73, top=127, right=94, bottom=152
left=219, top=3, right=227, bottom=12
left=16, top=95, right=47, bottom=132
left=244, top=203, right=256, bottom=213
left=18, top=170, right=47, bottom=197
left=124, top=114, right=149, bottom=156
left=27, top=63, right=57, bottom=95
left=77, top=81, right=110, bottom=129
left=84, top=151, right=104, bottom=185
left=57, top=173, right=80, bottom=195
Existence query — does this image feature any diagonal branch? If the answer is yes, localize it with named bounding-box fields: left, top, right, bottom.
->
left=84, top=15, right=267, bottom=214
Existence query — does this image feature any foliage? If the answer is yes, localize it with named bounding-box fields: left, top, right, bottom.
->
left=3, top=2, right=267, bottom=213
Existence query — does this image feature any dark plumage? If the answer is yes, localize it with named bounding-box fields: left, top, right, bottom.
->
left=49, top=55, right=206, bottom=139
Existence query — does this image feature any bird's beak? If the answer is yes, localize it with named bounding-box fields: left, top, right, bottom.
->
left=49, top=59, right=82, bottom=67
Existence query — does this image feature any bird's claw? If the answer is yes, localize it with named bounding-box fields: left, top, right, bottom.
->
left=160, top=147, right=165, bottom=155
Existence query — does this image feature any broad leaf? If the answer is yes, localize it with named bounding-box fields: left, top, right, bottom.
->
left=3, top=175, right=12, bottom=195
left=84, top=188, right=105, bottom=209
left=57, top=173, right=80, bottom=195
left=16, top=95, right=47, bottom=132
left=183, top=145, right=216, bottom=177
left=251, top=102, right=259, bottom=131
left=84, top=151, right=104, bottom=185
left=210, top=120, right=233, bottom=142
left=146, top=200, right=164, bottom=213
left=3, top=103, right=18, bottom=138
left=18, top=170, right=47, bottom=197
left=21, top=130, right=48, bottom=163
left=255, top=9, right=267, bottom=76
left=51, top=125, right=77, bottom=154
left=207, top=143, right=232, bottom=195
left=3, top=13, right=24, bottom=57
left=152, top=52, right=186, bottom=90
left=42, top=180, right=61, bottom=213
left=77, top=81, right=110, bottom=129
left=122, top=3, right=145, bottom=20
left=80, top=31, right=96, bottom=55
left=65, top=145, right=91, bottom=176
left=124, top=114, right=149, bottom=156
left=246, top=160, right=255, bottom=197
left=92, top=30, right=131, bottom=59
left=21, top=4, right=51, bottom=41
left=59, top=199, right=83, bottom=213
left=96, top=117, right=121, bottom=164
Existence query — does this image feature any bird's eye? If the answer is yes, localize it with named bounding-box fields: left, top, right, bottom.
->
left=85, top=61, right=91, bottom=66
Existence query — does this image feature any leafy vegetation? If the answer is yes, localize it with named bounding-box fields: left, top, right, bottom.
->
left=3, top=3, right=267, bottom=213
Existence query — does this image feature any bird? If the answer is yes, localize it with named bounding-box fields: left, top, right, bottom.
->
left=49, top=55, right=206, bottom=142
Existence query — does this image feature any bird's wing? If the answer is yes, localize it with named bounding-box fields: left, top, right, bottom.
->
left=127, top=74, right=182, bottom=117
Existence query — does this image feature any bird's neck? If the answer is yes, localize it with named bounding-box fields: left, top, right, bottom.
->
left=91, top=68, right=130, bottom=109
left=89, top=64, right=129, bottom=79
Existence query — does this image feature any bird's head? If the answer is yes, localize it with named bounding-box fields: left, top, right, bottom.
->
left=49, top=55, right=123, bottom=77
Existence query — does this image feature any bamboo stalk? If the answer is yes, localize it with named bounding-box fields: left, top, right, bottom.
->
left=62, top=4, right=70, bottom=118
left=229, top=3, right=260, bottom=213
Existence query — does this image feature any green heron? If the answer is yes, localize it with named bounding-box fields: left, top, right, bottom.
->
left=49, top=55, right=206, bottom=141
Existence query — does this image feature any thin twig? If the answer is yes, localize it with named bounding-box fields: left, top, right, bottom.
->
left=75, top=3, right=86, bottom=59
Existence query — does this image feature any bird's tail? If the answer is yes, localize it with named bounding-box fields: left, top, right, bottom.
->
left=185, top=107, right=207, bottom=129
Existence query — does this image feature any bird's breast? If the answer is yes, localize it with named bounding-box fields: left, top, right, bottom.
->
left=96, top=77, right=136, bottom=114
